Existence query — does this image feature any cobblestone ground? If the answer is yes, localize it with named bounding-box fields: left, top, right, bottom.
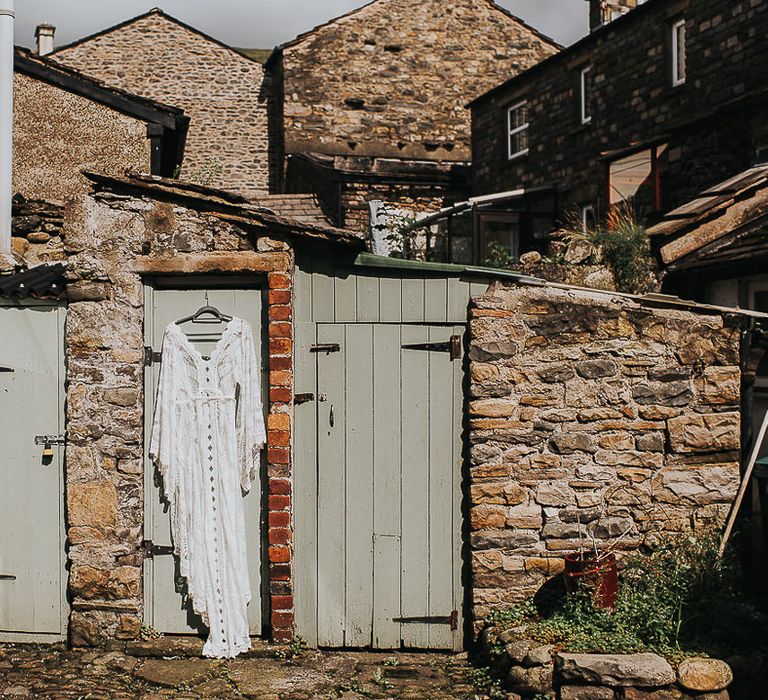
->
left=0, top=641, right=480, bottom=700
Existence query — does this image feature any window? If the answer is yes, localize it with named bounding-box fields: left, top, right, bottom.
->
left=507, top=101, right=529, bottom=160
left=608, top=144, right=669, bottom=214
left=580, top=66, right=592, bottom=124
left=671, top=18, right=686, bottom=86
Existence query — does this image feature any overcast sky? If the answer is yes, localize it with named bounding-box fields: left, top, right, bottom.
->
left=14, top=1, right=589, bottom=52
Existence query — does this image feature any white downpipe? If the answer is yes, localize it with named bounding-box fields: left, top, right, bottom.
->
left=0, top=0, right=13, bottom=259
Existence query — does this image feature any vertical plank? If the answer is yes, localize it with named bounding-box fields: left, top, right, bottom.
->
left=311, top=262, right=336, bottom=323
left=372, top=325, right=402, bottom=648
left=401, top=278, right=425, bottom=323
left=344, top=325, right=374, bottom=646
left=293, top=322, right=318, bottom=647
left=470, top=280, right=491, bottom=297
left=379, top=277, right=402, bottom=323
left=334, top=274, right=357, bottom=323
left=427, top=326, right=456, bottom=649
left=447, top=278, right=471, bottom=322
left=316, top=324, right=346, bottom=646
left=293, top=268, right=313, bottom=323
left=399, top=325, right=430, bottom=649
left=424, top=278, right=448, bottom=323
left=356, top=274, right=380, bottom=323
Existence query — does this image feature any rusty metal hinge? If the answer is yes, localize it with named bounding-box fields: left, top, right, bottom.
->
left=393, top=610, right=459, bottom=630
left=294, top=392, right=315, bottom=405
left=143, top=540, right=174, bottom=559
left=144, top=346, right=162, bottom=367
left=402, top=335, right=462, bottom=360
left=0, top=574, right=16, bottom=581
left=310, top=343, right=341, bottom=354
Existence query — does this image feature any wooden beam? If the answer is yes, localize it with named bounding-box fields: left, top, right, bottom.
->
left=132, top=252, right=291, bottom=275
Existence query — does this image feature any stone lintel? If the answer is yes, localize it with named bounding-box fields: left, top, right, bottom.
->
left=132, top=252, right=291, bottom=275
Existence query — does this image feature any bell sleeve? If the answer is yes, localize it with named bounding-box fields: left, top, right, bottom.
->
left=237, top=321, right=267, bottom=493
left=148, top=328, right=177, bottom=499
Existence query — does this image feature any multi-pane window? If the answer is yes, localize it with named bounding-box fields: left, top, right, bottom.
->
left=580, top=66, right=592, bottom=124
left=672, top=18, right=686, bottom=86
left=507, top=101, right=529, bottom=160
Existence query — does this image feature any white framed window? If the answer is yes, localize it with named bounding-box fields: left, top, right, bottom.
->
left=671, top=18, right=686, bottom=86
left=507, top=101, right=529, bottom=160
left=580, top=66, right=592, bottom=124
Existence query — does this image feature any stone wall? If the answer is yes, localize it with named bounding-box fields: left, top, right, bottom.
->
left=54, top=10, right=270, bottom=198
left=468, top=283, right=742, bottom=625
left=471, top=0, right=768, bottom=220
left=62, top=185, right=296, bottom=644
left=278, top=0, right=558, bottom=164
left=10, top=195, right=65, bottom=267
left=13, top=72, right=149, bottom=203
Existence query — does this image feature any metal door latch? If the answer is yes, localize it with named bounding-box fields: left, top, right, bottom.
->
left=35, top=434, right=65, bottom=458
left=143, top=540, right=175, bottom=559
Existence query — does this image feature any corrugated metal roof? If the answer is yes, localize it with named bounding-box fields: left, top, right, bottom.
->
left=0, top=264, right=66, bottom=299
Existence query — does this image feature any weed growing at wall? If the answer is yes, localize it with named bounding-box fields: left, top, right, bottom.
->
left=486, top=530, right=764, bottom=661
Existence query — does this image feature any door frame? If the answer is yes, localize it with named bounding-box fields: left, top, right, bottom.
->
left=0, top=300, right=68, bottom=643
left=141, top=275, right=270, bottom=635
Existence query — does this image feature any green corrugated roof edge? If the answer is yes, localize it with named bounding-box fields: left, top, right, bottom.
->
left=352, top=253, right=768, bottom=323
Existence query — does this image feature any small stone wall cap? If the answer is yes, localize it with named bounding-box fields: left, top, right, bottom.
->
left=677, top=657, right=733, bottom=692
left=556, top=652, right=676, bottom=687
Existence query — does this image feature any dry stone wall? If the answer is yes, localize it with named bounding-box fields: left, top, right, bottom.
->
left=468, top=283, right=742, bottom=625
left=280, top=0, right=558, bottom=163
left=54, top=11, right=270, bottom=198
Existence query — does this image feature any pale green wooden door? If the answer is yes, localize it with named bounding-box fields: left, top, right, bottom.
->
left=143, top=283, right=266, bottom=635
left=312, top=323, right=463, bottom=650
left=0, top=303, right=66, bottom=641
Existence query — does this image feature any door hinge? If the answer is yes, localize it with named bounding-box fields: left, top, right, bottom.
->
left=0, top=366, right=14, bottom=373
left=0, top=574, right=16, bottom=581
left=144, top=346, right=162, bottom=367
left=34, top=434, right=66, bottom=446
left=143, top=540, right=174, bottom=559
left=294, top=392, right=315, bottom=405
left=310, top=343, right=341, bottom=354
left=402, top=334, right=462, bottom=360
left=393, top=610, right=459, bottom=630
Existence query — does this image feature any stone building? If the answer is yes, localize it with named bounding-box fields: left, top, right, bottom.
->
left=51, top=9, right=271, bottom=198
left=12, top=47, right=188, bottom=204
left=267, top=0, right=560, bottom=230
left=468, top=0, right=768, bottom=260
left=2, top=165, right=762, bottom=648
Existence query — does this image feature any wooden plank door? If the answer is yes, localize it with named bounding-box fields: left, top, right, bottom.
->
left=0, top=303, right=66, bottom=641
left=314, top=323, right=464, bottom=650
left=143, top=283, right=266, bottom=635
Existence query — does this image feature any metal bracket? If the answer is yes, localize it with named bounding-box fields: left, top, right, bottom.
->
left=0, top=574, right=16, bottom=581
left=143, top=540, right=175, bottom=559
left=144, top=346, right=162, bottom=367
left=34, top=434, right=65, bottom=446
left=294, top=392, right=315, bottom=405
left=0, top=366, right=13, bottom=373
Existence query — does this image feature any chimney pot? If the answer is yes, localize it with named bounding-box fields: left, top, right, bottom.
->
left=35, top=23, right=55, bottom=56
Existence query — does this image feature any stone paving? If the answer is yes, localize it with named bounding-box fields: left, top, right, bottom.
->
left=0, top=640, right=479, bottom=700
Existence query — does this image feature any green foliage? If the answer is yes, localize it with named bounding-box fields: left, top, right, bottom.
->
left=273, top=634, right=308, bottom=660
left=487, top=530, right=765, bottom=661
left=559, top=203, right=657, bottom=294
left=482, top=241, right=518, bottom=270
left=466, top=665, right=506, bottom=699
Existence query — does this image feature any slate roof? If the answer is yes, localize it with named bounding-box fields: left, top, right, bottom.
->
left=647, top=164, right=768, bottom=268
left=0, top=263, right=66, bottom=299
left=83, top=172, right=366, bottom=248
left=250, top=194, right=334, bottom=228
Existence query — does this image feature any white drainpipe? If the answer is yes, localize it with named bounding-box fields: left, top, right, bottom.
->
left=0, top=0, right=13, bottom=260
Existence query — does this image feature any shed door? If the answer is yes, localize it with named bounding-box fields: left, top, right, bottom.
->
left=0, top=303, right=66, bottom=641
left=312, top=323, right=464, bottom=650
left=143, top=284, right=266, bottom=635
